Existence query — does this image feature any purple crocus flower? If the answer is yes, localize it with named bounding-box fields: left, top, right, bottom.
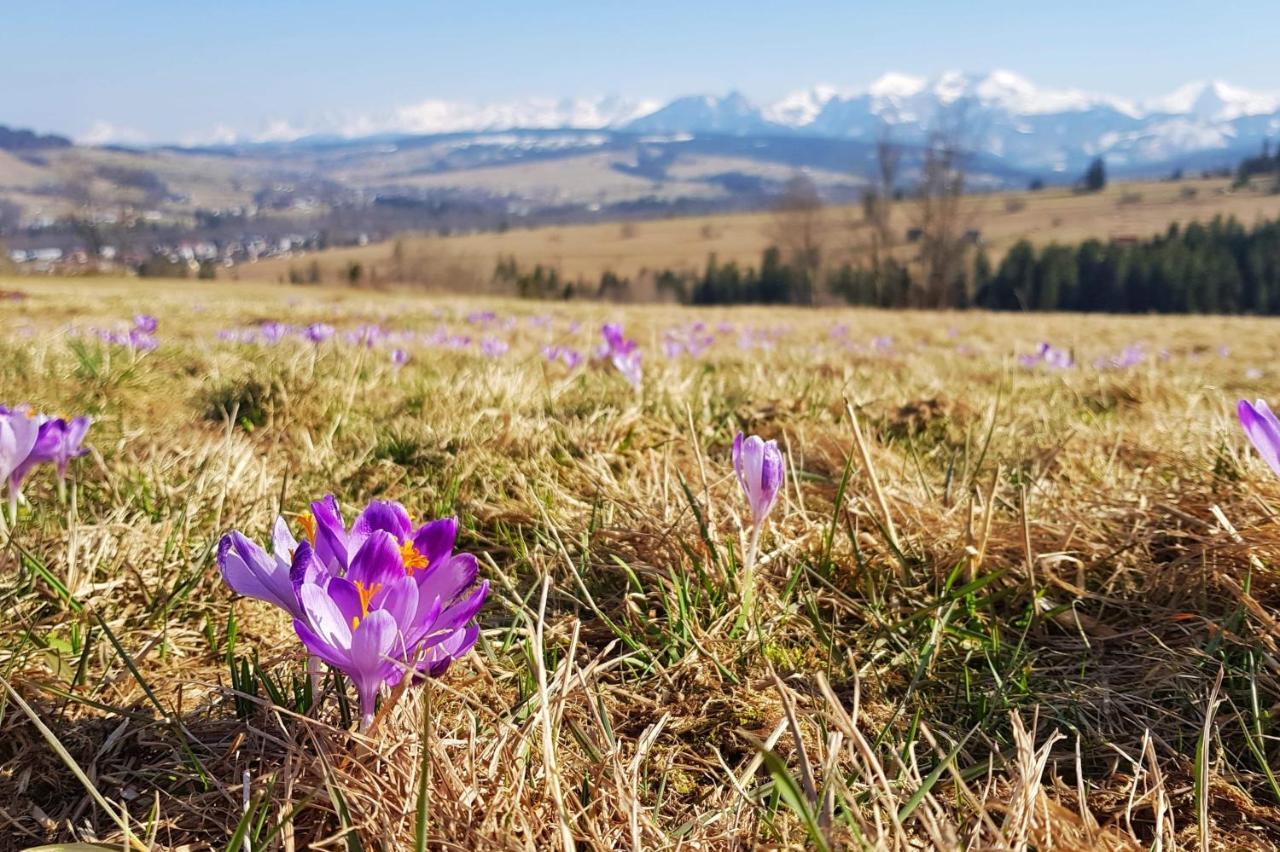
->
left=219, top=496, right=488, bottom=730
left=390, top=348, right=410, bottom=367
left=346, top=324, right=386, bottom=348
left=731, top=432, right=784, bottom=620
left=542, top=345, right=582, bottom=369
left=1095, top=343, right=1146, bottom=371
left=0, top=408, right=42, bottom=522
left=292, top=527, right=487, bottom=729
left=19, top=415, right=91, bottom=483
left=259, top=321, right=289, bottom=344
left=599, top=323, right=642, bottom=387
left=480, top=337, right=509, bottom=358
left=304, top=323, right=335, bottom=344
left=127, top=329, right=158, bottom=351
left=661, top=324, right=714, bottom=359
left=1019, top=342, right=1073, bottom=370
left=0, top=408, right=91, bottom=521
left=732, top=432, right=784, bottom=530
left=133, top=314, right=158, bottom=334
left=1239, top=399, right=1280, bottom=478
left=95, top=326, right=157, bottom=351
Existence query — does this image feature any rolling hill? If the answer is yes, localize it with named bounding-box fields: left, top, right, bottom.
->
left=3, top=69, right=1280, bottom=258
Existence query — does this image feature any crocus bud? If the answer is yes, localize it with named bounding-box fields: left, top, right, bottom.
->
left=1239, top=399, right=1280, bottom=478
left=732, top=432, right=784, bottom=528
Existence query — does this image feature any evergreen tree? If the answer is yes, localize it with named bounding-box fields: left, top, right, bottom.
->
left=1081, top=157, right=1107, bottom=193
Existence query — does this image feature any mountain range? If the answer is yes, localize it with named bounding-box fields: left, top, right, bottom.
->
left=203, top=70, right=1280, bottom=178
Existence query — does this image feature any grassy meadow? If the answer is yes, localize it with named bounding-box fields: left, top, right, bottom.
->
left=240, top=177, right=1280, bottom=287
left=5, top=276, right=1280, bottom=849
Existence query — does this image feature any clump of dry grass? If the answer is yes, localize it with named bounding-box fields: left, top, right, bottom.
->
left=2, top=277, right=1280, bottom=850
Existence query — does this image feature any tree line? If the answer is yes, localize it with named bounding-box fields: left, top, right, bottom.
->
left=973, top=215, right=1280, bottom=313
left=499, top=212, right=1280, bottom=314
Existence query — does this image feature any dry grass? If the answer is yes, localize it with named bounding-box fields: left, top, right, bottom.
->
left=3, top=276, right=1280, bottom=850
left=240, top=178, right=1280, bottom=285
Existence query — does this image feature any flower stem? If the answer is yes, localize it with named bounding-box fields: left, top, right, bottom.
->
left=307, top=654, right=324, bottom=697
left=742, top=523, right=762, bottom=634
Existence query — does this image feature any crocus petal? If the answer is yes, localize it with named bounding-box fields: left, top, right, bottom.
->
left=412, top=517, right=458, bottom=568
left=430, top=581, right=489, bottom=634
left=375, top=575, right=419, bottom=633
left=53, top=416, right=91, bottom=481
left=759, top=441, right=784, bottom=510
left=289, top=540, right=329, bottom=594
left=351, top=500, right=413, bottom=545
left=403, top=593, right=444, bottom=648
left=1240, top=399, right=1280, bottom=477
left=271, top=516, right=298, bottom=564
left=219, top=531, right=301, bottom=617
left=293, top=619, right=351, bottom=669
left=345, top=530, right=406, bottom=591
left=416, top=552, right=479, bottom=610
left=0, top=410, right=41, bottom=484
left=64, top=416, right=91, bottom=452
left=326, top=577, right=365, bottom=626
left=301, top=582, right=353, bottom=651
left=233, top=530, right=297, bottom=612
left=425, top=623, right=481, bottom=676
left=218, top=535, right=279, bottom=604
left=310, top=494, right=349, bottom=570
left=733, top=432, right=783, bottom=527
left=349, top=610, right=399, bottom=725
left=737, top=435, right=765, bottom=509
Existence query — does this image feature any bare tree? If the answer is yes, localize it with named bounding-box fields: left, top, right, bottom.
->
left=0, top=199, right=21, bottom=236
left=60, top=166, right=114, bottom=258
left=861, top=124, right=900, bottom=270
left=766, top=172, right=826, bottom=304
left=911, top=109, right=975, bottom=308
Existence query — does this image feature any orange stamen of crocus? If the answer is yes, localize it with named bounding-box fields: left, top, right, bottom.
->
left=350, top=580, right=382, bottom=630
left=399, top=539, right=429, bottom=575
left=298, top=512, right=317, bottom=544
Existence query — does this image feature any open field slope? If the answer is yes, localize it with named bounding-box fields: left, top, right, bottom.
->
left=5, top=278, right=1280, bottom=848
left=240, top=178, right=1280, bottom=286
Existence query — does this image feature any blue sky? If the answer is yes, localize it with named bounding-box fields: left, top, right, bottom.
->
left=4, top=0, right=1276, bottom=143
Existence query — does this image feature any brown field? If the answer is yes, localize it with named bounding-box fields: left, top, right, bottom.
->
left=4, top=276, right=1280, bottom=848
left=240, top=177, right=1280, bottom=286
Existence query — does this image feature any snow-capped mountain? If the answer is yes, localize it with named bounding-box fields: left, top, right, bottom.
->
left=762, top=85, right=841, bottom=126
left=624, top=92, right=777, bottom=135
left=150, top=70, right=1280, bottom=180
left=608, top=71, right=1279, bottom=176
left=1147, top=80, right=1279, bottom=122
